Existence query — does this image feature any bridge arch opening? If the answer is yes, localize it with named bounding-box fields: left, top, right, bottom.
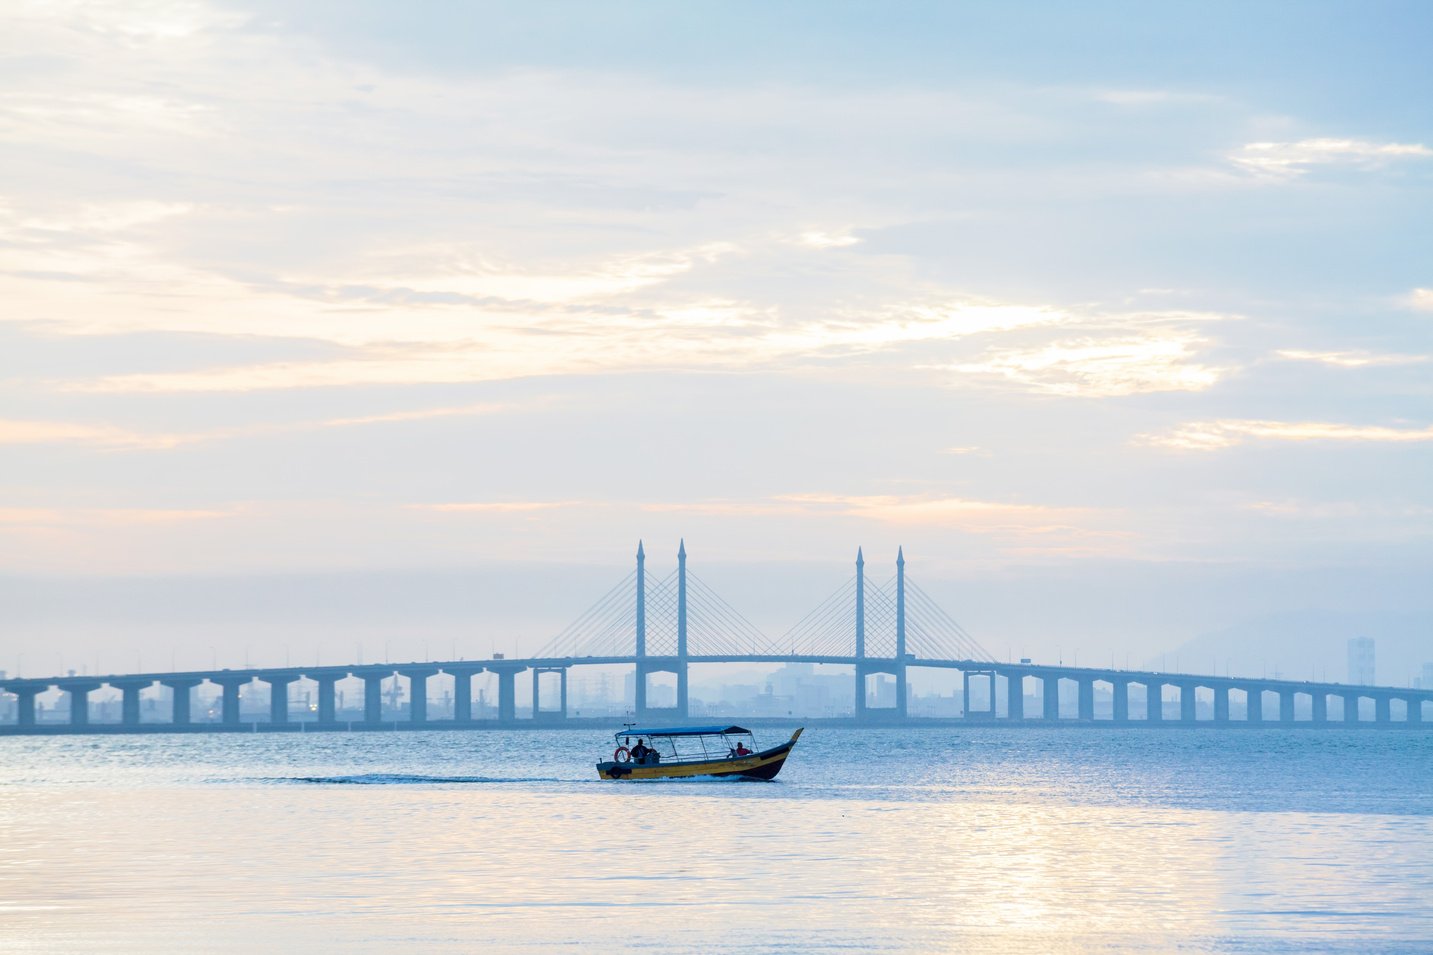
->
left=331, top=675, right=363, bottom=721
left=1092, top=679, right=1115, bottom=720
left=1186, top=684, right=1213, bottom=721
left=87, top=685, right=120, bottom=724
left=286, top=676, right=317, bottom=721
left=643, top=671, right=678, bottom=711
left=375, top=674, right=403, bottom=721
left=426, top=671, right=456, bottom=720
left=469, top=671, right=498, bottom=720
left=237, top=678, right=266, bottom=722
left=960, top=670, right=997, bottom=719
left=195, top=680, right=219, bottom=722
left=532, top=670, right=564, bottom=719
left=863, top=672, right=904, bottom=715
left=563, top=664, right=626, bottom=719
left=1014, top=673, right=1037, bottom=716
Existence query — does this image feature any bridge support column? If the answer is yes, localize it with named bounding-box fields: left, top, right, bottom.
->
left=113, top=679, right=151, bottom=727
left=360, top=672, right=385, bottom=724
left=1375, top=696, right=1391, bottom=724
left=1279, top=690, right=1295, bottom=723
left=496, top=668, right=518, bottom=723
left=1146, top=682, right=1162, bottom=722
left=1409, top=700, right=1424, bottom=725
left=1078, top=678, right=1094, bottom=721
left=449, top=668, right=481, bottom=722
left=265, top=676, right=295, bottom=725
left=1343, top=693, right=1359, bottom=723
left=1214, top=686, right=1229, bottom=723
left=163, top=679, right=201, bottom=725
left=1042, top=674, right=1059, bottom=720
left=13, top=687, right=41, bottom=727
left=1006, top=673, right=1024, bottom=721
left=399, top=669, right=436, bottom=723
left=311, top=675, right=339, bottom=724
left=1311, top=692, right=1327, bottom=723
left=214, top=677, right=247, bottom=726
left=1181, top=685, right=1197, bottom=722
left=1247, top=687, right=1264, bottom=723
left=1106, top=679, right=1129, bottom=716
left=66, top=683, right=101, bottom=726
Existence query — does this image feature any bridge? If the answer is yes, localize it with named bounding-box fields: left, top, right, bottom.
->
left=2, top=542, right=1429, bottom=733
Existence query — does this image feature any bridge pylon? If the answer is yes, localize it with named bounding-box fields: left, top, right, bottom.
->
left=854, top=548, right=909, bottom=722
left=634, top=540, right=690, bottom=722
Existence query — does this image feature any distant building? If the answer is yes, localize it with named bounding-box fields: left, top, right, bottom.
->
left=1347, top=637, right=1375, bottom=686
left=1421, top=662, right=1433, bottom=690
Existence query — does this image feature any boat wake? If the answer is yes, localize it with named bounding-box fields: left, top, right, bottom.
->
left=282, top=773, right=570, bottom=785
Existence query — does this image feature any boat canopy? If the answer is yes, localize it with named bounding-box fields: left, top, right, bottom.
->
left=615, top=725, right=751, bottom=739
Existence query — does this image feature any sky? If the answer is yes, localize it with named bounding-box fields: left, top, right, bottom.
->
left=3, top=1, right=1431, bottom=682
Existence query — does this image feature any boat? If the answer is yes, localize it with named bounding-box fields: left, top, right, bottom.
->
left=596, top=724, right=804, bottom=781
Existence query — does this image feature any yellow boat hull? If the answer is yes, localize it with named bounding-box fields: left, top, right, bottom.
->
left=597, top=729, right=803, bottom=781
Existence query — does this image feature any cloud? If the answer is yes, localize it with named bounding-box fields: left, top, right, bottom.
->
left=0, top=506, right=232, bottom=526
left=316, top=402, right=522, bottom=428
left=794, top=229, right=861, bottom=249
left=1274, top=349, right=1427, bottom=368
left=407, top=501, right=589, bottom=514
left=775, top=492, right=1092, bottom=534
left=1405, top=288, right=1433, bottom=312
left=1142, top=419, right=1433, bottom=451
left=0, top=419, right=187, bottom=450
left=21, top=0, right=249, bottom=41
left=50, top=295, right=1092, bottom=394
left=946, top=330, right=1226, bottom=397
left=1229, top=138, right=1433, bottom=178
left=1243, top=499, right=1433, bottom=520
left=0, top=402, right=518, bottom=449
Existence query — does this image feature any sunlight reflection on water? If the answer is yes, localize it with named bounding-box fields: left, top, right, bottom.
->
left=1, top=727, right=1430, bottom=953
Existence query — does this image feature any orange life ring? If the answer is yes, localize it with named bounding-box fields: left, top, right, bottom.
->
left=613, top=746, right=630, bottom=763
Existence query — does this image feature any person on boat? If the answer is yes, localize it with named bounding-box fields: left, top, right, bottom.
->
left=629, top=739, right=651, bottom=763
left=733, top=741, right=751, bottom=756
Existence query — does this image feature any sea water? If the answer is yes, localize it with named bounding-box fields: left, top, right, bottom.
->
left=2, top=727, right=1430, bottom=953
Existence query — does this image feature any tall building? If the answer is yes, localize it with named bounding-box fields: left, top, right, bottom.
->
left=1347, top=637, right=1375, bottom=686
left=1421, top=662, right=1433, bottom=690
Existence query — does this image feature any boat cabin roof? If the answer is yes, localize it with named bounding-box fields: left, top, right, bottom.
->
left=615, top=724, right=752, bottom=739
